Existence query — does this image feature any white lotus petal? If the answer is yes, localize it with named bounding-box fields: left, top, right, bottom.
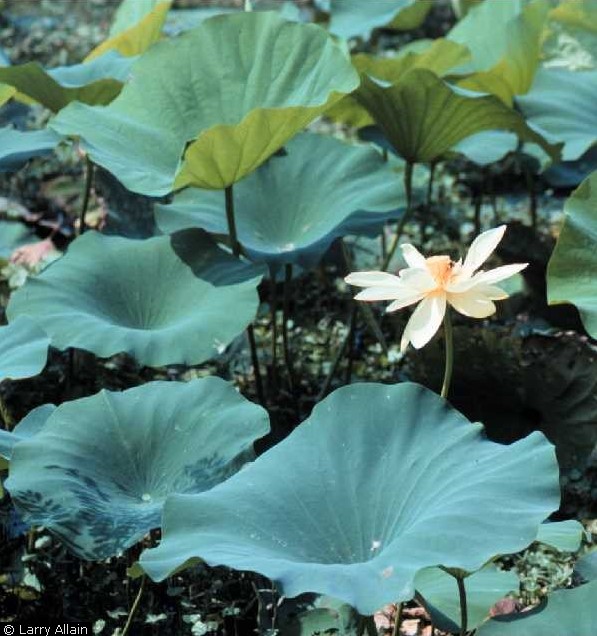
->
left=404, top=293, right=446, bottom=350
left=448, top=290, right=496, bottom=318
left=401, top=244, right=427, bottom=268
left=345, top=271, right=401, bottom=288
left=473, top=263, right=528, bottom=285
left=355, top=285, right=408, bottom=301
left=462, top=225, right=506, bottom=274
left=474, top=284, right=509, bottom=300
left=386, top=292, right=426, bottom=313
left=399, top=267, right=437, bottom=293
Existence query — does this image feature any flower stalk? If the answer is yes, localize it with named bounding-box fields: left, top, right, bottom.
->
left=441, top=309, right=454, bottom=399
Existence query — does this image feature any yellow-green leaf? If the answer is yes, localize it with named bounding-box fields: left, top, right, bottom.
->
left=85, top=1, right=170, bottom=61
left=550, top=0, right=597, bottom=33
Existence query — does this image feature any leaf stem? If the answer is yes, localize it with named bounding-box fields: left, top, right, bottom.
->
left=392, top=602, right=403, bottom=636
left=456, top=575, right=468, bottom=636
left=78, top=155, right=94, bottom=236
left=383, top=161, right=413, bottom=272
left=440, top=309, right=453, bottom=400
left=224, top=185, right=241, bottom=257
left=121, top=575, right=146, bottom=636
left=357, top=615, right=377, bottom=636
left=282, top=263, right=298, bottom=404
left=269, top=269, right=278, bottom=391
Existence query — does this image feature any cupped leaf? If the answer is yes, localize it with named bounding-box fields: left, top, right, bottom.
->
left=547, top=171, right=597, bottom=338
left=7, top=229, right=263, bottom=367
left=416, top=565, right=519, bottom=633
left=354, top=68, right=559, bottom=164
left=451, top=130, right=519, bottom=165
left=140, top=382, right=559, bottom=615
left=0, top=404, right=55, bottom=461
left=0, top=128, right=62, bottom=172
left=451, top=0, right=548, bottom=105
left=326, top=38, right=471, bottom=129
left=51, top=12, right=359, bottom=195
left=156, top=133, right=406, bottom=271
left=535, top=520, right=586, bottom=552
left=0, top=316, right=50, bottom=383
left=476, top=580, right=597, bottom=636
left=328, top=0, right=431, bottom=40
left=5, top=378, right=269, bottom=560
left=0, top=51, right=135, bottom=112
left=85, top=1, right=170, bottom=61
left=518, top=68, right=597, bottom=162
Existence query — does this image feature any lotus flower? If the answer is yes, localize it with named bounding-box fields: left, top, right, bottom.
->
left=345, top=226, right=527, bottom=351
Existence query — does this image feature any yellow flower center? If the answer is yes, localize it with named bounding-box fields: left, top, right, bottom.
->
left=425, top=255, right=453, bottom=288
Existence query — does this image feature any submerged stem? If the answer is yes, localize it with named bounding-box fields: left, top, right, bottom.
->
left=440, top=309, right=453, bottom=400
left=383, top=161, right=414, bottom=272
left=78, top=156, right=94, bottom=236
left=121, top=575, right=146, bottom=636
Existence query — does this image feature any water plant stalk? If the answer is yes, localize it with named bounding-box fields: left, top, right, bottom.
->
left=282, top=263, right=298, bottom=403
left=121, top=575, right=146, bottom=636
left=456, top=575, right=468, bottom=636
left=391, top=602, right=403, bottom=636
left=78, top=156, right=94, bottom=236
left=441, top=309, right=453, bottom=399
left=383, top=161, right=414, bottom=271
left=224, top=185, right=265, bottom=405
left=269, top=269, right=279, bottom=391
left=357, top=615, right=377, bottom=636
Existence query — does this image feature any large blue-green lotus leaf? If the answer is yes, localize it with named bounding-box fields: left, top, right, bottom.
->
left=328, top=0, right=431, bottom=40
left=0, top=404, right=55, bottom=461
left=448, top=0, right=548, bottom=105
left=451, top=131, right=519, bottom=165
left=156, top=133, right=406, bottom=271
left=50, top=13, right=359, bottom=195
left=354, top=69, right=560, bottom=164
left=517, top=68, right=597, bottom=162
left=5, top=378, right=269, bottom=560
left=0, top=51, right=135, bottom=113
left=0, top=128, right=62, bottom=172
left=0, top=316, right=50, bottom=383
left=140, top=382, right=559, bottom=615
left=476, top=580, right=597, bottom=636
left=547, top=171, right=597, bottom=338
left=576, top=550, right=597, bottom=581
left=6, top=229, right=263, bottom=367
left=415, top=565, right=519, bottom=633
left=0, top=221, right=35, bottom=259
left=535, top=520, right=586, bottom=552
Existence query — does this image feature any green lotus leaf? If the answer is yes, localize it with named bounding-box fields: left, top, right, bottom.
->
left=451, top=0, right=548, bottom=105
left=451, top=130, right=519, bottom=165
left=51, top=13, right=359, bottom=195
left=0, top=128, right=62, bottom=173
left=0, top=50, right=135, bottom=113
left=7, top=229, right=263, bottom=367
left=576, top=550, right=597, bottom=581
left=0, top=317, right=50, bottom=383
left=476, top=580, right=597, bottom=636
left=535, top=520, right=586, bottom=552
left=279, top=595, right=359, bottom=636
left=5, top=378, right=269, bottom=560
left=448, top=0, right=527, bottom=73
left=0, top=83, right=15, bottom=107
left=85, top=1, right=170, bottom=61
left=0, top=221, right=36, bottom=259
left=354, top=68, right=560, bottom=164
left=518, top=68, right=597, bottom=162
left=547, top=171, right=597, bottom=338
left=326, top=38, right=471, bottom=129
left=0, top=404, right=55, bottom=461
left=415, top=565, right=519, bottom=633
left=328, top=0, right=431, bottom=40
left=550, top=0, right=597, bottom=33
left=140, top=382, right=559, bottom=615
left=156, top=133, right=406, bottom=271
